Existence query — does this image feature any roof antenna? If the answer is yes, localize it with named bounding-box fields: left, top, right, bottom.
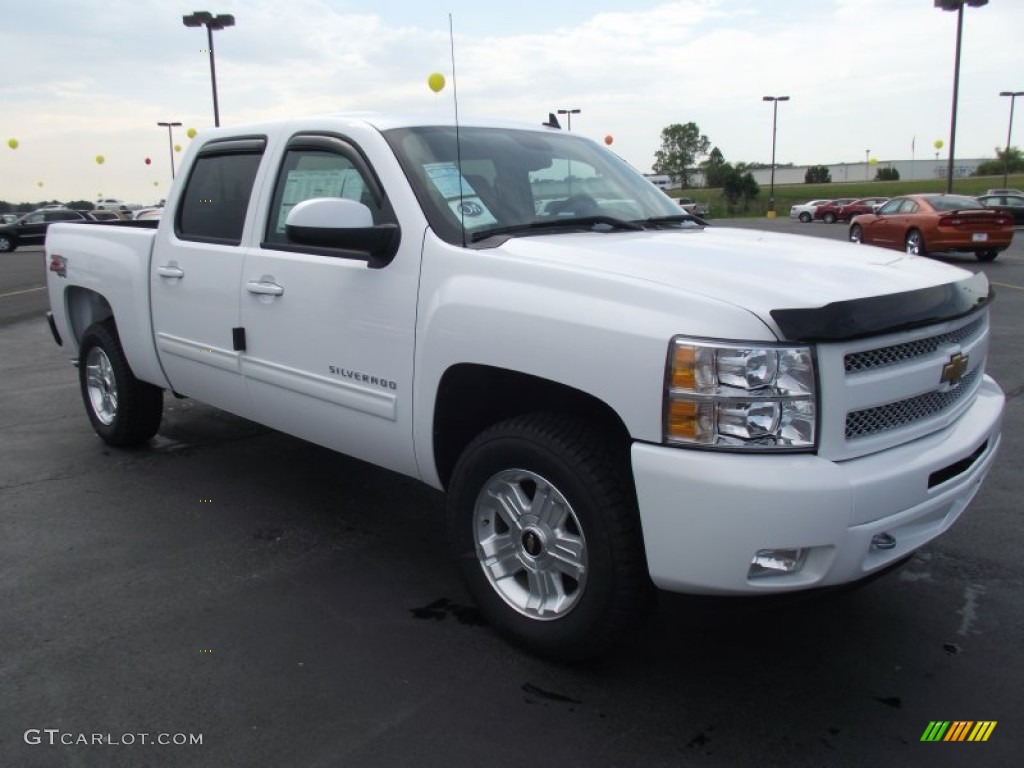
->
left=544, top=113, right=561, bottom=129
left=449, top=13, right=467, bottom=248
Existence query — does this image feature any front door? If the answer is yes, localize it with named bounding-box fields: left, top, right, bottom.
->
left=238, top=132, right=420, bottom=476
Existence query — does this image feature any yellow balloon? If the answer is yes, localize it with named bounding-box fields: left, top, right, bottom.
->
left=37, top=181, right=43, bottom=187
left=869, top=157, right=878, bottom=165
left=428, top=72, right=445, bottom=93
left=174, top=144, right=182, bottom=152
left=154, top=181, right=159, bottom=186
left=187, top=127, right=197, bottom=139
left=7, top=138, right=17, bottom=150
left=95, top=155, right=105, bottom=165
left=933, top=139, right=944, bottom=150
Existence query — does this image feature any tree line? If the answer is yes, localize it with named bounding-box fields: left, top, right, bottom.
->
left=652, top=122, right=1024, bottom=198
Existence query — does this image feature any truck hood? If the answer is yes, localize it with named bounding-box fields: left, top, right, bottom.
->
left=490, top=225, right=985, bottom=339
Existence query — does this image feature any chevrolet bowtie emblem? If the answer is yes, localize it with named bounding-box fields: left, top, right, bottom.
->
left=940, top=352, right=969, bottom=387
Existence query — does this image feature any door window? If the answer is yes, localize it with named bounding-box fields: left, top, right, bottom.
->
left=263, top=138, right=386, bottom=249
left=177, top=138, right=265, bottom=245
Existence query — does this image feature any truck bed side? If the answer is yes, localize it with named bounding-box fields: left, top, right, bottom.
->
left=46, top=223, right=170, bottom=389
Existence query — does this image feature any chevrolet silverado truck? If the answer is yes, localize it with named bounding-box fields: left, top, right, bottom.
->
left=45, top=114, right=1004, bottom=659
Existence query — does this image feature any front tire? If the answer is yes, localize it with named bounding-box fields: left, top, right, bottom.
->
left=447, top=414, right=651, bottom=660
left=0, top=234, right=15, bottom=252
left=975, top=249, right=999, bottom=262
left=798, top=212, right=811, bottom=223
left=78, top=321, right=163, bottom=446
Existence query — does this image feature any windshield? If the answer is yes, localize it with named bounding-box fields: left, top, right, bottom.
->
left=383, top=125, right=685, bottom=246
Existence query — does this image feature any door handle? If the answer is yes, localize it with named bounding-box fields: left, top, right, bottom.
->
left=156, top=264, right=184, bottom=279
left=246, top=280, right=284, bottom=296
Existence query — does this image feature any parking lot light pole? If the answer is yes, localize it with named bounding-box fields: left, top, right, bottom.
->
left=865, top=149, right=870, bottom=180
left=999, top=91, right=1023, bottom=188
left=762, top=96, right=789, bottom=218
left=934, top=0, right=988, bottom=194
left=157, top=122, right=183, bottom=179
left=557, top=108, right=581, bottom=131
left=182, top=11, right=235, bottom=127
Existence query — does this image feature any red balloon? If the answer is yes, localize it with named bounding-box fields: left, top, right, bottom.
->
left=604, top=135, right=613, bottom=145
left=145, top=157, right=152, bottom=165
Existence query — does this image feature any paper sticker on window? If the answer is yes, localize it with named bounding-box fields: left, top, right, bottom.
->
left=425, top=162, right=476, bottom=199
left=447, top=197, right=497, bottom=226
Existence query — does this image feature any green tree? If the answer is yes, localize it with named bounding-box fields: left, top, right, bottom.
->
left=875, top=167, right=900, bottom=181
left=653, top=122, right=711, bottom=189
left=700, top=147, right=729, bottom=188
left=805, top=165, right=832, bottom=183
left=721, top=169, right=759, bottom=212
left=973, top=146, right=1024, bottom=176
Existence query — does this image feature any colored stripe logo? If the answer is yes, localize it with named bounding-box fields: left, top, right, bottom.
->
left=921, top=721, right=997, bottom=742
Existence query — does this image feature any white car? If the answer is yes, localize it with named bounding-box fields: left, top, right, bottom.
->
left=94, top=198, right=129, bottom=212
left=790, top=199, right=831, bottom=223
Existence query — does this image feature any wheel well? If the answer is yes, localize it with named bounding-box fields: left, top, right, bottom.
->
left=66, top=287, right=114, bottom=348
left=432, top=364, right=631, bottom=489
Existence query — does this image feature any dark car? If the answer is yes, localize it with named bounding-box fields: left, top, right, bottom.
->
left=813, top=198, right=857, bottom=223
left=848, top=194, right=1015, bottom=261
left=976, top=194, right=1024, bottom=225
left=0, top=208, right=90, bottom=252
left=837, top=197, right=889, bottom=222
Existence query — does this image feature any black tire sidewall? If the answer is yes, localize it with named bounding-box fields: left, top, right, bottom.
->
left=78, top=321, right=162, bottom=446
left=448, top=417, right=646, bottom=659
left=0, top=235, right=15, bottom=252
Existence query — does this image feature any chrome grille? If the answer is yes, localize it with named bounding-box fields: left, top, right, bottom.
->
left=844, top=317, right=984, bottom=374
left=845, top=368, right=979, bottom=439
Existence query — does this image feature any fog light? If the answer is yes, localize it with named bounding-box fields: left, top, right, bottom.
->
left=748, top=548, right=807, bottom=578
left=871, top=532, right=896, bottom=551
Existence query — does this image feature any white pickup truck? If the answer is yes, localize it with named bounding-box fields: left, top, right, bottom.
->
left=45, top=114, right=1004, bottom=659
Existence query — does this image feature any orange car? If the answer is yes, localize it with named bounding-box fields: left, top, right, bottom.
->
left=848, top=193, right=1015, bottom=261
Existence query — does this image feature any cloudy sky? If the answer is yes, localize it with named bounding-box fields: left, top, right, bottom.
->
left=1, top=0, right=1022, bottom=204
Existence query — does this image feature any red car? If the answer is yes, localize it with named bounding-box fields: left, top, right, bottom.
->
left=813, top=198, right=857, bottom=223
left=848, top=194, right=1014, bottom=261
left=837, top=197, right=888, bottom=222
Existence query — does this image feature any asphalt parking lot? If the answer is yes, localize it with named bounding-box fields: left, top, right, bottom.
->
left=2, top=227, right=1022, bottom=767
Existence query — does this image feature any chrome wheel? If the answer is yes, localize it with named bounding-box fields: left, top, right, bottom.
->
left=905, top=230, right=923, bottom=255
left=473, top=468, right=587, bottom=620
left=849, top=224, right=863, bottom=244
left=85, top=346, right=118, bottom=425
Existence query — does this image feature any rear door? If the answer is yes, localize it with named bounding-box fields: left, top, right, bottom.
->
left=237, top=132, right=420, bottom=476
left=149, top=137, right=265, bottom=416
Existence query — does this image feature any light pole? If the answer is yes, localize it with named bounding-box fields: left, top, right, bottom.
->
left=157, top=121, right=182, bottom=179
left=762, top=96, right=789, bottom=217
left=934, top=0, right=988, bottom=193
left=557, top=108, right=581, bottom=131
left=865, top=149, right=870, bottom=180
left=182, top=11, right=235, bottom=127
left=999, top=91, right=1023, bottom=188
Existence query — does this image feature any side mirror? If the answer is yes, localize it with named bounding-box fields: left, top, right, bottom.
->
left=285, top=198, right=400, bottom=269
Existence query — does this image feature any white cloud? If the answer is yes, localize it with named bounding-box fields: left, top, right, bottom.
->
left=1, top=0, right=1021, bottom=203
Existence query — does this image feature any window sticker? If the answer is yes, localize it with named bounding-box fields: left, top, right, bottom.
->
left=425, top=163, right=497, bottom=226
left=275, top=168, right=366, bottom=233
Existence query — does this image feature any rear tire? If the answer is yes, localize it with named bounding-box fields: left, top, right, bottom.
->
left=447, top=413, right=652, bottom=660
left=78, top=321, right=163, bottom=446
left=849, top=224, right=863, bottom=244
left=823, top=212, right=837, bottom=224
left=975, top=249, right=999, bottom=262
left=905, top=229, right=926, bottom=256
left=0, top=234, right=15, bottom=252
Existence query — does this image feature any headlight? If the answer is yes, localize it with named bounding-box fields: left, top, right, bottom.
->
left=664, top=338, right=817, bottom=451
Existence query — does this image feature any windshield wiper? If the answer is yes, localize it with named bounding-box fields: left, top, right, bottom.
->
left=635, top=214, right=706, bottom=228
left=470, top=215, right=643, bottom=243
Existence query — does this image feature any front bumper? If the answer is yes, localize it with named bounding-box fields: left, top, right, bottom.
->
left=631, top=375, right=1004, bottom=594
